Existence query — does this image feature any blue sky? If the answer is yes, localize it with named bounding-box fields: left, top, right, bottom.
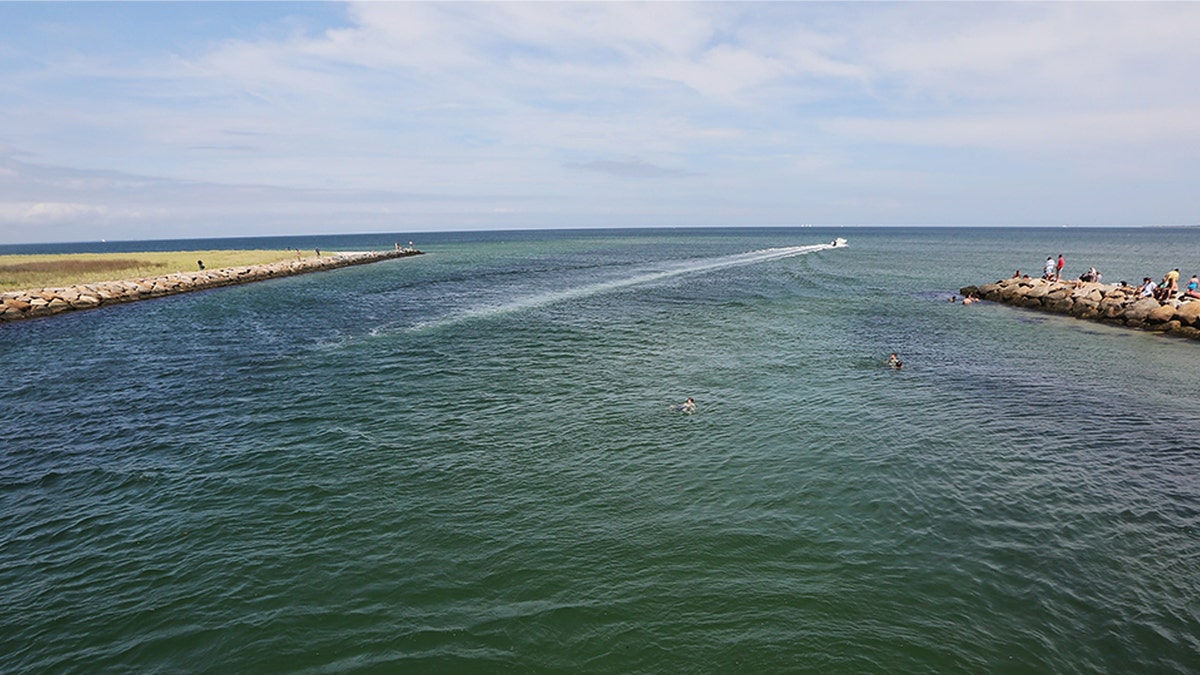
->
left=1, top=1, right=1198, bottom=244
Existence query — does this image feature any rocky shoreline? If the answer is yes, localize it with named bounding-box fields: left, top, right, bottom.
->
left=0, top=249, right=422, bottom=323
left=960, top=276, right=1200, bottom=341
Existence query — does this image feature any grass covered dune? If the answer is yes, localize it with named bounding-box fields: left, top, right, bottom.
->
left=0, top=250, right=304, bottom=293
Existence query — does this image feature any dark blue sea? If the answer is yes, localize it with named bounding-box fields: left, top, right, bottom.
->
left=3, top=227, right=1199, bottom=673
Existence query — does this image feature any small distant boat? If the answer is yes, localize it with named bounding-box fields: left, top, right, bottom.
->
left=830, top=237, right=847, bottom=248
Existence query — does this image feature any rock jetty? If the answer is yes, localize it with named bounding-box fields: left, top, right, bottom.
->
left=960, top=276, right=1200, bottom=341
left=0, top=249, right=421, bottom=323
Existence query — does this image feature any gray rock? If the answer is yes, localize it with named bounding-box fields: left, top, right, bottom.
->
left=1124, top=297, right=1163, bottom=321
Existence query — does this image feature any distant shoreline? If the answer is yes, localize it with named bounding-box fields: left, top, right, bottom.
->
left=0, top=248, right=422, bottom=323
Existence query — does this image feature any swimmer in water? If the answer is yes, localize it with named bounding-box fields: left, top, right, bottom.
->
left=679, top=397, right=696, bottom=414
left=887, top=353, right=904, bottom=369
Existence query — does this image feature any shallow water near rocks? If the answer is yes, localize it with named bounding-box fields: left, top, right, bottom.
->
left=3, top=227, right=1199, bottom=672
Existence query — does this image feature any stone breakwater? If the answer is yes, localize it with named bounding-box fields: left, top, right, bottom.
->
left=960, top=276, right=1200, bottom=341
left=0, top=249, right=422, bottom=323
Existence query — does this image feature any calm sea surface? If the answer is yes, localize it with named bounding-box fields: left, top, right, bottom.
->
left=2, top=227, right=1199, bottom=673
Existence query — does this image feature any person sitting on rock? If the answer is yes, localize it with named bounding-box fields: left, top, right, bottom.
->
left=1140, top=277, right=1157, bottom=298
left=1185, top=274, right=1200, bottom=299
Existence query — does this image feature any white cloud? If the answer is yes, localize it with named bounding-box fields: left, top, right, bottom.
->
left=857, top=3, right=1200, bottom=108
left=0, top=201, right=107, bottom=223
left=566, top=157, right=694, bottom=179
left=826, top=107, right=1200, bottom=152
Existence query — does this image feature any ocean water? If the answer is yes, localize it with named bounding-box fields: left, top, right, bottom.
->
left=2, top=227, right=1199, bottom=673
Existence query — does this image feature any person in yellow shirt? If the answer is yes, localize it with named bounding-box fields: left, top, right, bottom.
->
left=1158, top=268, right=1180, bottom=300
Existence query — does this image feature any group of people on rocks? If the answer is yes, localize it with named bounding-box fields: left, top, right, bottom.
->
left=1042, top=254, right=1066, bottom=281
left=1036, top=254, right=1101, bottom=285
left=1033, top=253, right=1200, bottom=302
left=1136, top=268, right=1200, bottom=301
left=1039, top=253, right=1200, bottom=302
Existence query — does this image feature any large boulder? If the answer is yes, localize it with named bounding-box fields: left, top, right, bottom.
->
left=1123, top=297, right=1163, bottom=322
left=1, top=296, right=31, bottom=320
left=1071, top=284, right=1106, bottom=303
left=999, top=284, right=1022, bottom=301
left=1171, top=325, right=1200, bottom=340
left=1147, top=303, right=1178, bottom=324
left=70, top=293, right=101, bottom=309
left=1175, top=301, right=1200, bottom=326
left=94, top=284, right=122, bottom=301
left=1098, top=295, right=1129, bottom=318
left=3, top=296, right=32, bottom=313
left=1046, top=297, right=1074, bottom=313
left=1026, top=283, right=1051, bottom=300
left=1070, top=298, right=1098, bottom=317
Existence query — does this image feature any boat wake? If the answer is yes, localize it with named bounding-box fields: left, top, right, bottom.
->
left=411, top=242, right=837, bottom=332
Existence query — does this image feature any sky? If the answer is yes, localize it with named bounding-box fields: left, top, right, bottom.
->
left=1, top=1, right=1199, bottom=244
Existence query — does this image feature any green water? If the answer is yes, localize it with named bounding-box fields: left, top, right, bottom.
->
left=3, top=228, right=1199, bottom=672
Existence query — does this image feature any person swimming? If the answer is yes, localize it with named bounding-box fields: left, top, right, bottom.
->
left=888, top=353, right=903, bottom=369
left=677, top=397, right=697, bottom=414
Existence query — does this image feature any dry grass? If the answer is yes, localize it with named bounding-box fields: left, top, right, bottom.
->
left=0, top=250, right=309, bottom=292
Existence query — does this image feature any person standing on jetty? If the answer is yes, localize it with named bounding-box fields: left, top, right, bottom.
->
left=1056, top=254, right=1065, bottom=281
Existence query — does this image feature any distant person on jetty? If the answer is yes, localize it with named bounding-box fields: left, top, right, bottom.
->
left=1079, top=266, right=1099, bottom=283
left=1140, top=277, right=1157, bottom=298
left=1186, top=274, right=1200, bottom=299
left=1043, top=257, right=1055, bottom=280
left=1056, top=254, right=1065, bottom=281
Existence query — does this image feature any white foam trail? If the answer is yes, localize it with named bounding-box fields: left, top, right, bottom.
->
left=414, top=243, right=835, bottom=331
